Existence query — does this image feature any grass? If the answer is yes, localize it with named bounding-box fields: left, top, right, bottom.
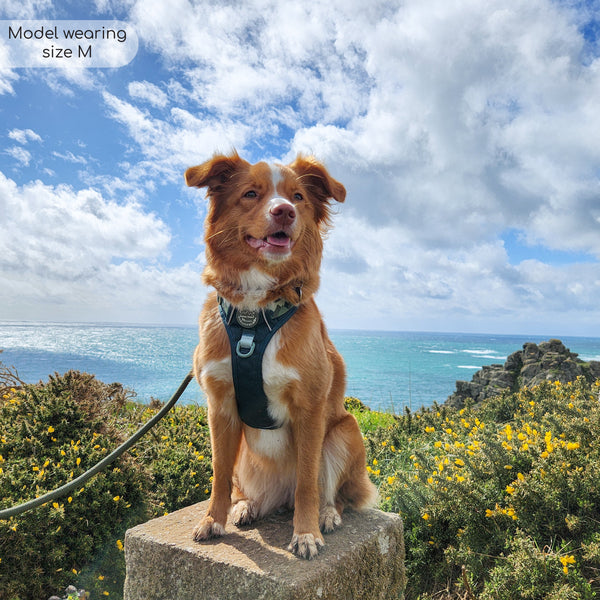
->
left=1, top=363, right=600, bottom=599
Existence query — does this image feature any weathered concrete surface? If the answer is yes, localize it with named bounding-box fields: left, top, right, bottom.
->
left=124, top=500, right=405, bottom=600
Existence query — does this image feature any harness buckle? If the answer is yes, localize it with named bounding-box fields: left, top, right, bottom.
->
left=236, top=331, right=256, bottom=358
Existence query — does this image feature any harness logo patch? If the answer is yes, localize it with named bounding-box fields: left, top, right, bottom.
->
left=236, top=308, right=260, bottom=329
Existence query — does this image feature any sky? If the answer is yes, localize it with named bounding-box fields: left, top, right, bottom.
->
left=1, top=0, right=600, bottom=336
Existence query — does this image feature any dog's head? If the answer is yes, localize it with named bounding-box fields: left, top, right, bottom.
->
left=185, top=152, right=345, bottom=305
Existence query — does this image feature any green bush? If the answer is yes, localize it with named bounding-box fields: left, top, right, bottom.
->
left=3, top=362, right=600, bottom=600
left=358, top=377, right=600, bottom=599
left=0, top=370, right=212, bottom=600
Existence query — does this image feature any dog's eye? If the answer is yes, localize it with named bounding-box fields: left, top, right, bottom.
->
left=293, top=192, right=303, bottom=202
left=244, top=190, right=258, bottom=199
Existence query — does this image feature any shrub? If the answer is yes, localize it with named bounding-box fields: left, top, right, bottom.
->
left=0, top=372, right=148, bottom=600
left=0, top=369, right=212, bottom=600
left=3, top=360, right=600, bottom=600
left=361, top=377, right=600, bottom=599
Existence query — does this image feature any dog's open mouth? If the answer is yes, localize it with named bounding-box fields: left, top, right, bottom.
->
left=246, top=231, right=293, bottom=251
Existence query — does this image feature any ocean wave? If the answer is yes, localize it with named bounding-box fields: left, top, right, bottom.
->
left=462, top=349, right=506, bottom=361
left=458, top=365, right=481, bottom=369
left=428, top=350, right=455, bottom=354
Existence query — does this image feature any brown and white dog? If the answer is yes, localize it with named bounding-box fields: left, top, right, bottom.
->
left=185, top=152, right=377, bottom=559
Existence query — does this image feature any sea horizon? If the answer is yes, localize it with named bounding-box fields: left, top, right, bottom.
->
left=2, top=320, right=600, bottom=413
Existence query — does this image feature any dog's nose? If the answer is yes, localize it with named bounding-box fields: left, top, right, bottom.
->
left=270, top=201, right=296, bottom=223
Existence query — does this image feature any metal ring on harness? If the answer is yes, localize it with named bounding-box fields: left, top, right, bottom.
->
left=236, top=331, right=256, bottom=358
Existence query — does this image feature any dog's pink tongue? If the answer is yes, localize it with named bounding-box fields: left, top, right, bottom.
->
left=267, top=235, right=290, bottom=248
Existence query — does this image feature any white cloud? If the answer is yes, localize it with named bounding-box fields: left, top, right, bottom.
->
left=52, top=150, right=88, bottom=164
left=128, top=80, right=168, bottom=108
left=4, top=0, right=600, bottom=332
left=8, top=128, right=42, bottom=145
left=0, top=171, right=205, bottom=323
left=83, top=0, right=600, bottom=333
left=5, top=146, right=32, bottom=166
left=318, top=213, right=600, bottom=334
left=0, top=0, right=53, bottom=19
left=102, top=90, right=250, bottom=184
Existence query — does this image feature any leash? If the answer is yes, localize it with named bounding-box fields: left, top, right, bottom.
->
left=0, top=370, right=194, bottom=521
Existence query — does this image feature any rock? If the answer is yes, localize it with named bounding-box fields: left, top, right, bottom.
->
left=446, top=339, right=600, bottom=408
left=123, top=500, right=405, bottom=600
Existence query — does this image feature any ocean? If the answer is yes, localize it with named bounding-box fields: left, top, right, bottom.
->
left=2, top=322, right=600, bottom=412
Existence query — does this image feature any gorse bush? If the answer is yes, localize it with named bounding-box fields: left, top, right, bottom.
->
left=2, top=360, right=600, bottom=600
left=0, top=370, right=212, bottom=600
left=361, top=377, right=600, bottom=599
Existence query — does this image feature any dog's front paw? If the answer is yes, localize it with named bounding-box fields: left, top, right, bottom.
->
left=319, top=505, right=342, bottom=533
left=231, top=500, right=256, bottom=527
left=193, top=515, right=226, bottom=542
left=288, top=532, right=324, bottom=559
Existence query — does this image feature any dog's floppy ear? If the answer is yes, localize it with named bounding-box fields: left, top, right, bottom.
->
left=289, top=155, right=346, bottom=204
left=185, top=152, right=247, bottom=190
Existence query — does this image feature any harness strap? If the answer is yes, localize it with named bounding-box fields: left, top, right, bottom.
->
left=218, top=295, right=298, bottom=429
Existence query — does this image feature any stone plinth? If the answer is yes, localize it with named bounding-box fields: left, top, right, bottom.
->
left=124, top=500, right=405, bottom=600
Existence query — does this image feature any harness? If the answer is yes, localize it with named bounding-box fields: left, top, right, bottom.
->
left=218, top=294, right=299, bottom=429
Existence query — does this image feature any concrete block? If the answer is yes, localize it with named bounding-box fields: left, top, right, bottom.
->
left=124, top=500, right=405, bottom=600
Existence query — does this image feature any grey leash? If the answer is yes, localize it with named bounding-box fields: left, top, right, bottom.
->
left=0, top=370, right=194, bottom=521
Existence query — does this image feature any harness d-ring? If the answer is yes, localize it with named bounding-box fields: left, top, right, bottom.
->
left=236, top=331, right=256, bottom=358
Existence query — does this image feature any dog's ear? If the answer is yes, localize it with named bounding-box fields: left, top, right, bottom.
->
left=185, top=152, right=247, bottom=190
left=289, top=155, right=346, bottom=204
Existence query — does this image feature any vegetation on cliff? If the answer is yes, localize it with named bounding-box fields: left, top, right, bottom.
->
left=1, top=352, right=600, bottom=599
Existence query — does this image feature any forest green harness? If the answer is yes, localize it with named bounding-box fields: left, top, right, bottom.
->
left=218, top=295, right=298, bottom=430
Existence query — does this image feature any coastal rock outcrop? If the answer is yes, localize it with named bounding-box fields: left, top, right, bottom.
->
left=446, top=339, right=600, bottom=408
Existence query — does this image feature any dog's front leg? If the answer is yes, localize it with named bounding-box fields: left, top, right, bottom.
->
left=289, top=413, right=326, bottom=559
left=193, top=407, right=242, bottom=542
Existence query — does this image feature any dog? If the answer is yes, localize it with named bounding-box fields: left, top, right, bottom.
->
left=185, top=152, right=377, bottom=559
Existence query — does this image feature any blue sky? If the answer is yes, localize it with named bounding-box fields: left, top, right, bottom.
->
left=1, top=0, right=600, bottom=336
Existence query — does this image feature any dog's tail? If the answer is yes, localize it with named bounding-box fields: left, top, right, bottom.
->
left=338, top=470, right=379, bottom=510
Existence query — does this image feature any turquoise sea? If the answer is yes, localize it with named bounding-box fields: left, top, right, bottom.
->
left=2, top=322, right=600, bottom=412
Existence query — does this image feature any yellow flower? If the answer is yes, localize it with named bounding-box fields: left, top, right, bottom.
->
left=454, top=459, right=465, bottom=467
left=47, top=426, right=55, bottom=433
left=76, top=457, right=81, bottom=466
left=485, top=508, right=494, bottom=517
left=559, top=554, right=576, bottom=574
left=566, top=442, right=580, bottom=451
left=422, top=513, right=430, bottom=520
left=517, top=472, right=525, bottom=482
left=113, top=496, right=120, bottom=502
left=425, top=426, right=435, bottom=433
left=116, top=539, right=124, bottom=551
left=387, top=476, right=396, bottom=485
left=506, top=485, right=515, bottom=495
